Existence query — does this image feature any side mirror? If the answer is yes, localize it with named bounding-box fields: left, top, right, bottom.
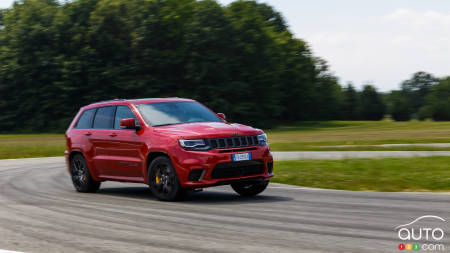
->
left=120, top=118, right=140, bottom=130
left=217, top=113, right=226, bottom=121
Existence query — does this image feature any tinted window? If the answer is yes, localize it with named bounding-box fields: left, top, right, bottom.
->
left=136, top=102, right=222, bottom=126
left=75, top=108, right=96, bottom=129
left=114, top=106, right=138, bottom=129
left=93, top=106, right=115, bottom=129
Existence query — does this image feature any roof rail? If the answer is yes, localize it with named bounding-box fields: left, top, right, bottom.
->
left=88, top=98, right=126, bottom=105
left=125, top=97, right=190, bottom=101
left=87, top=97, right=190, bottom=106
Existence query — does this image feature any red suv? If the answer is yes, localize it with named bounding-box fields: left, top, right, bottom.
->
left=65, top=98, right=273, bottom=201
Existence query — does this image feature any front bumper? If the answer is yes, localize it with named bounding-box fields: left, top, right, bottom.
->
left=170, top=145, right=274, bottom=189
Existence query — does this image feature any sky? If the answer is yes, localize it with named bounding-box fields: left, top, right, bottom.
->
left=217, top=0, right=450, bottom=91
left=1, top=0, right=449, bottom=91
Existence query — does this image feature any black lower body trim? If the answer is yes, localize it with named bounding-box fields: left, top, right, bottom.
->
left=213, top=177, right=266, bottom=186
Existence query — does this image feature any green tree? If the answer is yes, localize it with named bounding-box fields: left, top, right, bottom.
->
left=311, top=58, right=342, bottom=120
left=223, top=1, right=286, bottom=126
left=426, top=77, right=450, bottom=121
left=389, top=90, right=411, bottom=121
left=359, top=85, right=386, bottom=120
left=0, top=0, right=62, bottom=131
left=341, top=83, right=360, bottom=120
left=400, top=71, right=438, bottom=117
left=0, top=9, right=6, bottom=27
left=183, top=0, right=237, bottom=118
left=417, top=106, right=431, bottom=121
left=0, top=0, right=348, bottom=132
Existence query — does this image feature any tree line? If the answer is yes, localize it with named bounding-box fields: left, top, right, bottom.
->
left=387, top=72, right=450, bottom=121
left=0, top=0, right=448, bottom=133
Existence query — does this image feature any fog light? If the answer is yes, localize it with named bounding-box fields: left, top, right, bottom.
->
left=267, top=162, right=273, bottom=174
left=188, top=169, right=206, bottom=181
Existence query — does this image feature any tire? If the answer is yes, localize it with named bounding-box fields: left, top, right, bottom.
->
left=70, top=154, right=101, bottom=193
left=231, top=180, right=269, bottom=197
left=148, top=156, right=184, bottom=201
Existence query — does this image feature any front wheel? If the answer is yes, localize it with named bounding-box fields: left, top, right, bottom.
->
left=148, top=156, right=184, bottom=201
left=70, top=154, right=101, bottom=193
left=231, top=180, right=269, bottom=196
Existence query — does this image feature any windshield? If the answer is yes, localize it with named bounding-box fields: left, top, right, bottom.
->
left=136, top=101, right=222, bottom=126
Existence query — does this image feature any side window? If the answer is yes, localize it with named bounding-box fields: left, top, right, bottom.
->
left=75, top=108, right=96, bottom=129
left=114, top=105, right=138, bottom=129
left=93, top=106, right=115, bottom=129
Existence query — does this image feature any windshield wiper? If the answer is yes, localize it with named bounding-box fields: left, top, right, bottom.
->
left=152, top=121, right=218, bottom=127
left=152, top=123, right=184, bottom=127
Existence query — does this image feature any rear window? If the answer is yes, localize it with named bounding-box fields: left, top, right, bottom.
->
left=93, top=106, right=115, bottom=129
left=75, top=108, right=96, bottom=129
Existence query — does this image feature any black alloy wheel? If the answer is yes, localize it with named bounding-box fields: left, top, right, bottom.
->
left=148, top=156, right=183, bottom=201
left=70, top=154, right=101, bottom=193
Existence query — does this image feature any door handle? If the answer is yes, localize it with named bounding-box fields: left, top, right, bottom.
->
left=109, top=133, right=117, bottom=137
left=85, top=132, right=92, bottom=136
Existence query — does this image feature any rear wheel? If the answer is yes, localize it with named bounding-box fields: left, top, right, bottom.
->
left=148, top=156, right=184, bottom=201
left=231, top=180, right=269, bottom=196
left=70, top=154, right=101, bottom=193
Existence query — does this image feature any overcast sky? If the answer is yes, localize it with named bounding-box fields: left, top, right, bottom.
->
left=1, top=0, right=449, bottom=91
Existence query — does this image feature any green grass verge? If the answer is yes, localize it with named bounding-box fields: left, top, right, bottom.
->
left=273, top=157, right=450, bottom=192
left=0, top=120, right=449, bottom=159
left=267, top=120, right=450, bottom=151
left=269, top=142, right=450, bottom=151
left=0, top=134, right=65, bottom=159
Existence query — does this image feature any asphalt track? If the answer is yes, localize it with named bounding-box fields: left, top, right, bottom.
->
left=1, top=157, right=449, bottom=253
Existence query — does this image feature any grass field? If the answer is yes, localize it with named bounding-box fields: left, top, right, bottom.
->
left=0, top=134, right=65, bottom=159
left=0, top=120, right=449, bottom=159
left=273, top=157, right=450, bottom=192
left=266, top=120, right=450, bottom=151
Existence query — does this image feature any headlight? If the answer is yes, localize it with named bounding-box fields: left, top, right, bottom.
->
left=257, top=133, right=268, bottom=146
left=179, top=139, right=210, bottom=151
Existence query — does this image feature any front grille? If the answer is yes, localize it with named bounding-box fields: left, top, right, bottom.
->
left=218, top=147, right=257, bottom=153
left=208, top=135, right=258, bottom=149
left=211, top=160, right=264, bottom=179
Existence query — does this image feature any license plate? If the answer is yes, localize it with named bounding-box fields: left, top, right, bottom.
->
left=232, top=153, right=252, bottom=162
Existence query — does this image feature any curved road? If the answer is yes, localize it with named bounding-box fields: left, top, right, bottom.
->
left=0, top=157, right=449, bottom=253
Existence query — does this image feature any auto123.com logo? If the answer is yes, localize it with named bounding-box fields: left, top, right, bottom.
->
left=396, top=215, right=446, bottom=251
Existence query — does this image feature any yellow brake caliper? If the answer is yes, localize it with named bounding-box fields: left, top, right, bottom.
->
left=155, top=168, right=161, bottom=184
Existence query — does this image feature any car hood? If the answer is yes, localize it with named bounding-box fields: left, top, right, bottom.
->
left=152, top=122, right=262, bottom=138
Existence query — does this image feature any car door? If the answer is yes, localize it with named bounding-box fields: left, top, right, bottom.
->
left=108, top=105, right=145, bottom=180
left=90, top=106, right=117, bottom=177
left=71, top=108, right=97, bottom=167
